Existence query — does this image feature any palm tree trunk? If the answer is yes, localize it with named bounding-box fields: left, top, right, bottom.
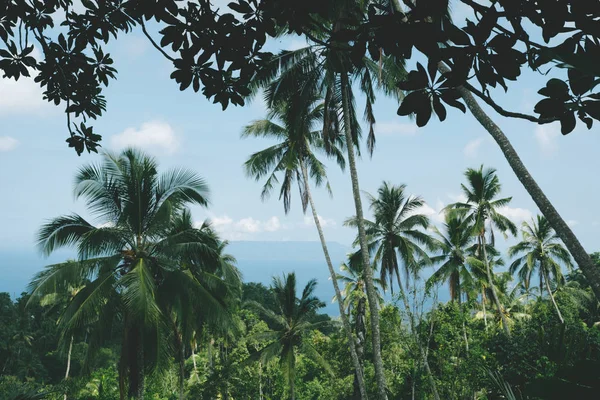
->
left=136, top=344, right=145, bottom=400
left=191, top=344, right=199, bottom=382
left=259, top=360, right=263, bottom=400
left=447, top=72, right=600, bottom=301
left=62, top=335, right=74, bottom=400
left=340, top=71, right=388, bottom=400
left=481, top=288, right=488, bottom=331
left=177, top=344, right=185, bottom=400
left=481, top=234, right=511, bottom=335
left=543, top=268, right=565, bottom=324
left=299, top=159, right=368, bottom=400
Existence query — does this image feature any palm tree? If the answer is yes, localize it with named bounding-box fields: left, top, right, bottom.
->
left=436, top=63, right=600, bottom=303
left=248, top=273, right=332, bottom=400
left=345, top=182, right=435, bottom=294
left=159, top=214, right=242, bottom=400
left=447, top=166, right=517, bottom=336
left=33, top=268, right=83, bottom=400
left=427, top=213, right=476, bottom=304
left=248, top=6, right=408, bottom=396
left=336, top=252, right=385, bottom=399
left=28, top=149, right=237, bottom=399
left=346, top=182, right=440, bottom=399
left=242, top=95, right=368, bottom=398
left=475, top=272, right=531, bottom=329
left=508, top=215, right=573, bottom=324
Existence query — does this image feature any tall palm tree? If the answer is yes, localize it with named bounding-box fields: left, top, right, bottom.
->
left=427, top=213, right=476, bottom=304
left=336, top=252, right=384, bottom=399
left=249, top=5, right=408, bottom=396
left=248, top=273, right=332, bottom=400
left=508, top=215, right=573, bottom=324
left=345, top=182, right=435, bottom=294
left=242, top=95, right=368, bottom=398
left=447, top=166, right=517, bottom=336
left=346, top=182, right=440, bottom=399
left=28, top=149, right=236, bottom=399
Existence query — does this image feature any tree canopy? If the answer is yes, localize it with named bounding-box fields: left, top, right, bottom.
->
left=2, top=0, right=599, bottom=153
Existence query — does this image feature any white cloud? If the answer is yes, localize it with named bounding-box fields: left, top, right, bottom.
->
left=205, top=215, right=284, bottom=240
left=498, top=206, right=533, bottom=223
left=211, top=215, right=234, bottom=229
left=567, top=219, right=579, bottom=227
left=264, top=216, right=281, bottom=232
left=463, top=138, right=484, bottom=158
left=447, top=193, right=468, bottom=204
left=376, top=121, right=418, bottom=136
left=0, top=136, right=19, bottom=152
left=110, top=121, right=179, bottom=155
left=534, top=123, right=560, bottom=155
left=0, top=72, right=51, bottom=115
left=414, top=201, right=446, bottom=224
left=303, top=215, right=336, bottom=228
left=237, top=217, right=261, bottom=233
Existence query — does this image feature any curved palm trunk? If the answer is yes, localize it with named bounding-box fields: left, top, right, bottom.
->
left=340, top=71, right=388, bottom=400
left=63, top=335, right=74, bottom=400
left=451, top=78, right=600, bottom=301
left=543, top=267, right=565, bottom=324
left=299, top=159, right=368, bottom=400
left=481, top=234, right=511, bottom=335
left=396, top=276, right=441, bottom=400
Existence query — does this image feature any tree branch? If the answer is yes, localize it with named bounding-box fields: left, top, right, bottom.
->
left=139, top=18, right=176, bottom=63
left=464, top=82, right=550, bottom=123
left=438, top=63, right=556, bottom=124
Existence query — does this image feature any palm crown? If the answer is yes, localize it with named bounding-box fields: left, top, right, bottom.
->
left=242, top=96, right=346, bottom=214
left=29, top=149, right=240, bottom=397
left=345, top=182, right=435, bottom=293
left=448, top=165, right=517, bottom=240
left=508, top=215, right=573, bottom=323
left=248, top=272, right=331, bottom=400
left=427, top=213, right=477, bottom=303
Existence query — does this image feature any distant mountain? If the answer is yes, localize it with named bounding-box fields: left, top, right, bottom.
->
left=227, top=241, right=350, bottom=262
left=0, top=241, right=352, bottom=314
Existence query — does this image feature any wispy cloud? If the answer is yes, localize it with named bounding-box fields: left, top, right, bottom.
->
left=203, top=215, right=284, bottom=240
left=534, top=123, right=560, bottom=156
left=375, top=121, right=418, bottom=136
left=110, top=121, right=179, bottom=155
left=498, top=206, right=533, bottom=223
left=0, top=48, right=53, bottom=116
left=303, top=215, right=336, bottom=228
left=0, top=136, right=19, bottom=152
left=463, top=138, right=484, bottom=158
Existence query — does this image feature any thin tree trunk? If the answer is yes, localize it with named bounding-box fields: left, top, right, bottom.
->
left=178, top=344, right=185, bottom=400
left=191, top=345, right=199, bottom=383
left=443, top=67, right=600, bottom=301
left=259, top=360, right=263, bottom=400
left=481, top=234, right=511, bottom=335
left=396, top=279, right=441, bottom=400
left=543, top=268, right=565, bottom=324
left=63, top=335, right=74, bottom=400
left=136, top=342, right=145, bottom=400
left=300, top=159, right=368, bottom=400
left=481, top=288, right=488, bottom=331
left=340, top=71, right=388, bottom=400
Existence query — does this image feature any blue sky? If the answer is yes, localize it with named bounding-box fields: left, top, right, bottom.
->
left=0, top=3, right=598, bottom=266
